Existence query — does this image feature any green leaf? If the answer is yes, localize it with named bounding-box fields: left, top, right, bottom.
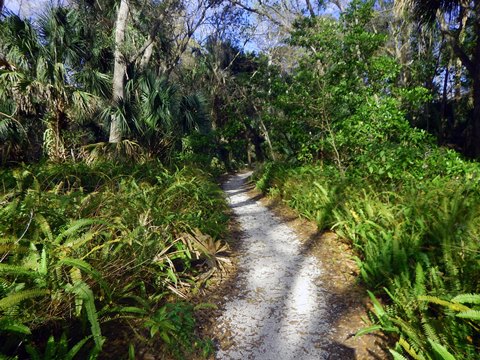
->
left=44, top=335, right=56, bottom=360
left=451, top=293, right=480, bottom=305
left=355, top=324, right=382, bottom=337
left=368, top=290, right=386, bottom=317
left=65, top=281, right=104, bottom=351
left=128, top=344, right=135, bottom=360
left=389, top=349, right=409, bottom=360
left=0, top=319, right=31, bottom=335
left=428, top=339, right=456, bottom=360
left=65, top=336, right=92, bottom=360
left=456, top=310, right=480, bottom=320
left=25, top=344, right=41, bottom=360
left=0, top=264, right=38, bottom=278
left=55, top=219, right=101, bottom=244
left=0, top=289, right=48, bottom=310
left=418, top=295, right=470, bottom=312
left=58, top=258, right=110, bottom=299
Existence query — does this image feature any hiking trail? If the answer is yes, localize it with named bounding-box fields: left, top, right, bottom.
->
left=216, top=171, right=338, bottom=359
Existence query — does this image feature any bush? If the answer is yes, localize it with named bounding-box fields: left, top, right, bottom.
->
left=0, top=160, right=228, bottom=359
left=255, top=152, right=480, bottom=358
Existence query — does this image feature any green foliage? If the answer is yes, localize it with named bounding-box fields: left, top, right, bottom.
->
left=25, top=333, right=92, bottom=360
left=0, top=160, right=228, bottom=358
left=255, top=152, right=480, bottom=358
left=144, top=302, right=214, bottom=359
left=253, top=10, right=480, bottom=359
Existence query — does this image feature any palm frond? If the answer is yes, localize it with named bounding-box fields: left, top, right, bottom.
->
left=394, top=0, right=463, bottom=24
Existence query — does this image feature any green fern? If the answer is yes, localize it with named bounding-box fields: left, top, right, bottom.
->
left=65, top=281, right=104, bottom=351
left=58, top=258, right=110, bottom=299
left=34, top=214, right=53, bottom=242
left=398, top=337, right=425, bottom=360
left=54, top=219, right=102, bottom=244
left=456, top=310, right=480, bottom=320
left=389, top=349, right=409, bottom=360
left=428, top=339, right=456, bottom=360
left=0, top=318, right=31, bottom=334
left=0, top=289, right=48, bottom=311
left=418, top=296, right=470, bottom=312
left=25, top=333, right=92, bottom=360
left=0, top=264, right=39, bottom=277
left=451, top=294, right=480, bottom=305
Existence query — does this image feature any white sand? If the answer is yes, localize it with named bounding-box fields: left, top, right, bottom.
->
left=216, top=172, right=333, bottom=360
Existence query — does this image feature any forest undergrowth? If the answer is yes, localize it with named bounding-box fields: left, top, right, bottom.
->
left=0, top=160, right=229, bottom=359
left=254, top=142, right=480, bottom=359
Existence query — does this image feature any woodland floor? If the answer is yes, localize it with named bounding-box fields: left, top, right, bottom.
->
left=195, top=171, right=391, bottom=360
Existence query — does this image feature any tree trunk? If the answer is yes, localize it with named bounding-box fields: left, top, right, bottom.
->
left=440, top=63, right=450, bottom=143
left=259, top=118, right=275, bottom=161
left=109, top=0, right=129, bottom=143
left=305, top=0, right=315, bottom=17
left=139, top=39, right=154, bottom=71
left=470, top=3, right=480, bottom=157
left=472, top=62, right=480, bottom=157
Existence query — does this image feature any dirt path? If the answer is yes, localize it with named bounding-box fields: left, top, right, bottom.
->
left=214, top=172, right=386, bottom=359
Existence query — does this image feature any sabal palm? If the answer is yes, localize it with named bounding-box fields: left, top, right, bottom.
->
left=396, top=0, right=462, bottom=24
left=132, top=71, right=210, bottom=157
left=0, top=8, right=103, bottom=161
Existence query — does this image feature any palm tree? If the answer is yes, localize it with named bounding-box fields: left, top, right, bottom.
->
left=130, top=70, right=210, bottom=158
left=396, top=0, right=480, bottom=157
left=0, top=8, right=101, bottom=161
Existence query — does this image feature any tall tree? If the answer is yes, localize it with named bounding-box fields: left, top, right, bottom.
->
left=397, top=0, right=480, bottom=157
left=109, top=0, right=129, bottom=143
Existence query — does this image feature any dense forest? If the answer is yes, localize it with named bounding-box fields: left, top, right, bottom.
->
left=0, top=0, right=479, bottom=359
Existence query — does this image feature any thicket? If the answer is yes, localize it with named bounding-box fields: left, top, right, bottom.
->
left=0, top=3, right=241, bottom=358
left=253, top=1, right=480, bottom=359
left=0, top=160, right=229, bottom=359
left=3, top=0, right=480, bottom=358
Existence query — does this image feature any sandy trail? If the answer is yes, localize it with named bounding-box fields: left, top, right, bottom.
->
left=216, top=172, right=335, bottom=359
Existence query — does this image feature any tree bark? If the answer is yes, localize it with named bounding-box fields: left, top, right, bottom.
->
left=109, top=0, right=129, bottom=143
left=472, top=47, right=480, bottom=157
left=440, top=63, right=450, bottom=143
left=305, top=0, right=315, bottom=17
left=139, top=38, right=154, bottom=70
left=259, top=118, right=275, bottom=160
left=470, top=1, right=480, bottom=157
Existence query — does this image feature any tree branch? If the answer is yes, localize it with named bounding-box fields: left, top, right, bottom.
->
left=437, top=12, right=475, bottom=76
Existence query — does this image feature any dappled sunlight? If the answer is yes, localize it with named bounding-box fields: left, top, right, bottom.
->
left=217, top=172, right=333, bottom=359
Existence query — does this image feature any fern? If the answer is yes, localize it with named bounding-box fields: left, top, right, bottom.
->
left=428, top=339, right=456, bottom=360
left=25, top=333, right=92, bottom=360
left=0, top=264, right=39, bottom=278
left=398, top=337, right=425, bottom=360
left=58, top=257, right=110, bottom=299
left=0, top=318, right=31, bottom=334
left=54, top=219, right=102, bottom=244
left=418, top=296, right=470, bottom=312
left=65, top=281, right=104, bottom=351
left=0, top=289, right=48, bottom=311
left=456, top=310, right=480, bottom=320
left=390, top=349, right=409, bottom=360
left=451, top=293, right=480, bottom=305
left=34, top=214, right=53, bottom=242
